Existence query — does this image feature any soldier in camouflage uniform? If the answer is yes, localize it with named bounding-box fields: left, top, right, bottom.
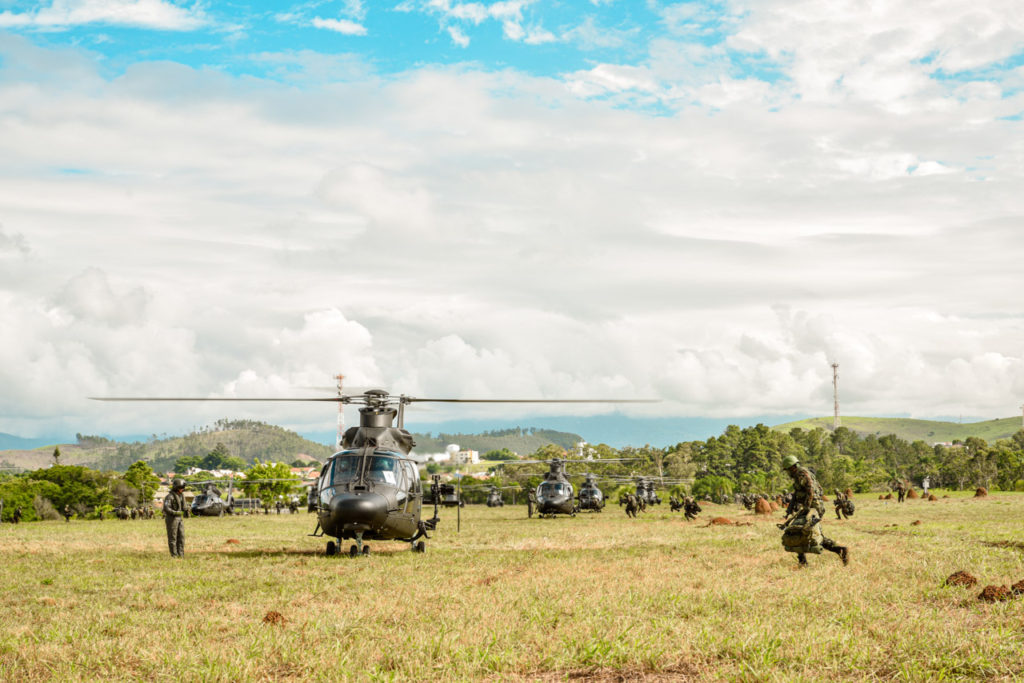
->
left=683, top=496, right=701, bottom=521
left=623, top=493, right=640, bottom=518
left=783, top=455, right=849, bottom=566
left=833, top=489, right=855, bottom=519
left=894, top=479, right=907, bottom=503
left=526, top=489, right=536, bottom=519
left=163, top=479, right=187, bottom=558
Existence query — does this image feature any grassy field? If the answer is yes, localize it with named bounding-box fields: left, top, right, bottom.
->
left=772, top=416, right=1024, bottom=443
left=1, top=493, right=1023, bottom=681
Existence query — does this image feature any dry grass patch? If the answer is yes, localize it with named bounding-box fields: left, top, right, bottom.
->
left=1, top=492, right=1023, bottom=680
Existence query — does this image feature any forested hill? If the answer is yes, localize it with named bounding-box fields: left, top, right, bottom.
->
left=773, top=416, right=1023, bottom=444
left=1, top=420, right=334, bottom=473
left=0, top=422, right=584, bottom=473
left=410, top=427, right=583, bottom=455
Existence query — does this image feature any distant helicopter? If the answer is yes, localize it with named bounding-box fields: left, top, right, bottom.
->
left=507, top=457, right=637, bottom=518
left=576, top=473, right=605, bottom=512
left=485, top=486, right=504, bottom=507
left=635, top=477, right=661, bottom=507
left=190, top=481, right=234, bottom=517
left=93, top=388, right=653, bottom=556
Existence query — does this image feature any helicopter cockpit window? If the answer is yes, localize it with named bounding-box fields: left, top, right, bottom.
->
left=330, top=454, right=362, bottom=485
left=540, top=482, right=568, bottom=496
left=368, top=454, right=401, bottom=485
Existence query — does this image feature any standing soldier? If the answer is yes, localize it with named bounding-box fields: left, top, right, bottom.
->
left=895, top=479, right=907, bottom=503
left=62, top=504, right=72, bottom=523
left=781, top=455, right=849, bottom=567
left=13, top=507, right=23, bottom=524
left=275, top=500, right=283, bottom=515
left=163, top=479, right=187, bottom=558
left=526, top=489, right=536, bottom=519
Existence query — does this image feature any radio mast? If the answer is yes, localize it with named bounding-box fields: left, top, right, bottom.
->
left=832, top=362, right=841, bottom=430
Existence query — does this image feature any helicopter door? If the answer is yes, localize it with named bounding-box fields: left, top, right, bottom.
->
left=399, top=460, right=419, bottom=512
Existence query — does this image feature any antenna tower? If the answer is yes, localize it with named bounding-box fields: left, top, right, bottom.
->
left=335, top=373, right=345, bottom=449
left=831, top=362, right=840, bottom=430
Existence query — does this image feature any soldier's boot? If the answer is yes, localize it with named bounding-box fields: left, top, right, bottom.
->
left=797, top=553, right=808, bottom=566
left=822, top=541, right=849, bottom=566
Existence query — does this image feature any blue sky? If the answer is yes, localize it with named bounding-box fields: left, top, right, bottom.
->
left=1, top=0, right=1024, bottom=440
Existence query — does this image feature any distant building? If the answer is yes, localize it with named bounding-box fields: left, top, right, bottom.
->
left=451, top=448, right=479, bottom=465
left=290, top=466, right=320, bottom=480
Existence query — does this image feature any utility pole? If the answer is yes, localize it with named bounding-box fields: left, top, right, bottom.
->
left=335, top=373, right=345, bottom=450
left=832, top=362, right=841, bottom=430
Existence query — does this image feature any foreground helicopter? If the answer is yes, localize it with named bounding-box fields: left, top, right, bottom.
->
left=94, top=388, right=653, bottom=556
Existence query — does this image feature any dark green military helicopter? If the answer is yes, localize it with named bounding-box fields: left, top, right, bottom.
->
left=506, top=458, right=638, bottom=518
left=576, top=473, right=606, bottom=512
left=190, top=481, right=234, bottom=517
left=485, top=486, right=504, bottom=507
left=93, top=389, right=653, bottom=556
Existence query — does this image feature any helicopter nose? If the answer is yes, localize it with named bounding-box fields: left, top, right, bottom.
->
left=328, top=492, right=388, bottom=529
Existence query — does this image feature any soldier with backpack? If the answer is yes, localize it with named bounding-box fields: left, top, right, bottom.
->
left=781, top=455, right=849, bottom=567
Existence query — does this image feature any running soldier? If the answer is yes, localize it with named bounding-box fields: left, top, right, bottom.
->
left=782, top=455, right=849, bottom=566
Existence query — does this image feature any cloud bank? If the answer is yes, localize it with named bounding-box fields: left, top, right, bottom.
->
left=0, top=0, right=1023, bottom=439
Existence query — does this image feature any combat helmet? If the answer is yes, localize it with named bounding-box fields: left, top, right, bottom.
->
left=172, top=478, right=185, bottom=490
left=782, top=455, right=800, bottom=469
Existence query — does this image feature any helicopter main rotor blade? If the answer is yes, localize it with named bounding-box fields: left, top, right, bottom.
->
left=403, top=398, right=658, bottom=404
left=89, top=397, right=344, bottom=402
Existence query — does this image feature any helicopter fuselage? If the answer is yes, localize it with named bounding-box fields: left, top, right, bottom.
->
left=577, top=482, right=605, bottom=511
left=191, top=492, right=231, bottom=517
left=316, top=447, right=422, bottom=542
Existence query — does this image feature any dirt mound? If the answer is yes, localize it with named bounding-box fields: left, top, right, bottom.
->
left=907, top=489, right=919, bottom=499
left=262, top=611, right=287, bottom=625
left=844, top=488, right=853, bottom=498
left=821, top=495, right=830, bottom=501
left=911, top=520, right=922, bottom=526
left=943, top=495, right=950, bottom=498
left=975, top=487, right=988, bottom=497
left=754, top=499, right=773, bottom=515
left=945, top=571, right=978, bottom=587
left=978, top=585, right=1012, bottom=602
left=884, top=493, right=893, bottom=500
left=709, top=517, right=735, bottom=525
left=225, top=539, right=240, bottom=545
left=1012, top=580, right=1024, bottom=596
left=769, top=501, right=779, bottom=511
left=928, top=494, right=938, bottom=501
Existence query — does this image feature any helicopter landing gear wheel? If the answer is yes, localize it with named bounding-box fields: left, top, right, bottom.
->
left=349, top=545, right=359, bottom=557
left=415, top=541, right=425, bottom=553
left=570, top=512, right=576, bottom=518
left=326, top=541, right=337, bottom=556
left=362, top=545, right=370, bottom=556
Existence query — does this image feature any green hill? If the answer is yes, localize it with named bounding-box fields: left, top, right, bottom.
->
left=772, top=416, right=1024, bottom=444
left=0, top=422, right=584, bottom=472
left=410, top=428, right=583, bottom=455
